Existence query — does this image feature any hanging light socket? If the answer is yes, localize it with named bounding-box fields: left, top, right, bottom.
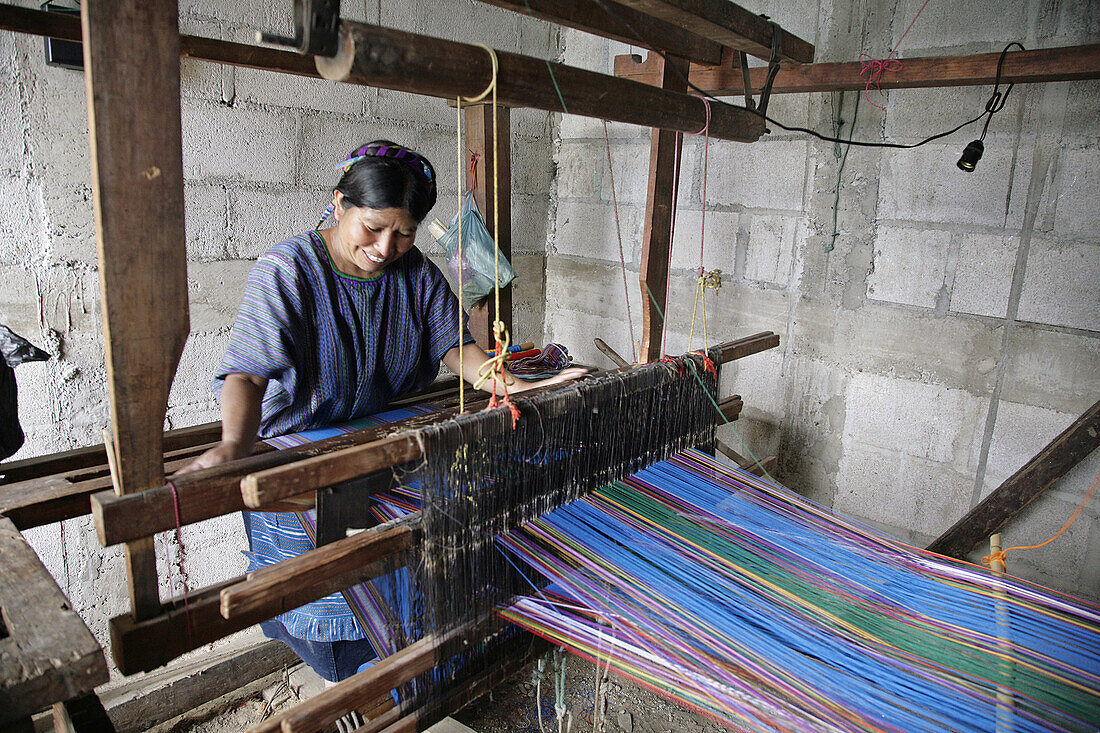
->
left=957, top=140, right=984, bottom=172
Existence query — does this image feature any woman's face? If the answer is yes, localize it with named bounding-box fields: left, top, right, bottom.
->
left=329, top=191, right=418, bottom=278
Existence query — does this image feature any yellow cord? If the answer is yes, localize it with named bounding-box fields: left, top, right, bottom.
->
left=688, top=269, right=722, bottom=353
left=458, top=44, right=512, bottom=405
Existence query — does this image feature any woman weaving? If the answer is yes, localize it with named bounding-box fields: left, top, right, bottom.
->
left=179, top=141, right=584, bottom=684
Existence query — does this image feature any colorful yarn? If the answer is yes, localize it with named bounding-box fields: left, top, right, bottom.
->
left=500, top=450, right=1100, bottom=733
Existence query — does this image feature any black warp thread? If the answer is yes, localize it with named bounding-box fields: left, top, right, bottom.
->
left=401, top=352, right=719, bottom=707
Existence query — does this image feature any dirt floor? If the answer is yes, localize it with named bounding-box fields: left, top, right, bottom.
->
left=182, top=651, right=727, bottom=733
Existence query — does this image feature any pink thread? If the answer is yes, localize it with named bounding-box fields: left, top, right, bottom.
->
left=859, top=0, right=932, bottom=109
left=167, top=480, right=194, bottom=650
left=603, top=120, right=637, bottom=363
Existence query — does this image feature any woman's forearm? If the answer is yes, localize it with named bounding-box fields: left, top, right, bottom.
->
left=219, top=373, right=267, bottom=453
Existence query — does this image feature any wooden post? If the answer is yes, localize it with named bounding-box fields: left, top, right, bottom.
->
left=82, top=0, right=189, bottom=621
left=463, top=103, right=513, bottom=350
left=638, top=53, right=689, bottom=363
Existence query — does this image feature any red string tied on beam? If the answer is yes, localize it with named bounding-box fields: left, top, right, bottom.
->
left=858, top=54, right=903, bottom=110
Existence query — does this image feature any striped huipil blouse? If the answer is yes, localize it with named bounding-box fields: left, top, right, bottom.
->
left=215, top=231, right=471, bottom=641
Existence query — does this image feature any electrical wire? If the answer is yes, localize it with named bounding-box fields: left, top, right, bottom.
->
left=590, top=0, right=1022, bottom=150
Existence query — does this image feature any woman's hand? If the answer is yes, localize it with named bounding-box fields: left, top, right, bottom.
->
left=174, top=373, right=268, bottom=476
left=176, top=440, right=251, bottom=475
left=509, top=366, right=588, bottom=393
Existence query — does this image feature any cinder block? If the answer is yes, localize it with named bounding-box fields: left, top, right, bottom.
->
left=186, top=260, right=255, bottom=333
left=835, top=447, right=973, bottom=540
left=403, top=0, right=520, bottom=51
left=560, top=27, right=609, bottom=74
left=866, top=225, right=950, bottom=308
left=1049, top=143, right=1100, bottom=238
left=0, top=176, right=45, bottom=266
left=1017, top=238, right=1100, bottom=332
left=236, top=67, right=366, bottom=116
left=744, top=214, right=799, bottom=286
left=180, top=57, right=231, bottom=103
left=185, top=182, right=229, bottom=261
left=183, top=102, right=297, bottom=183
left=555, top=140, right=601, bottom=201
left=877, top=143, right=1031, bottom=228
left=891, top=0, right=1029, bottom=53
left=169, top=329, right=232, bottom=412
left=884, top=85, right=1024, bottom=144
left=36, top=264, right=99, bottom=335
left=41, top=181, right=96, bottom=266
left=0, top=265, right=40, bottom=337
left=951, top=232, right=1017, bottom=317
left=553, top=200, right=640, bottom=264
left=844, top=372, right=983, bottom=466
left=181, top=0, right=283, bottom=29
left=669, top=208, right=739, bottom=274
left=980, top=401, right=1080, bottom=496
left=999, top=327, right=1100, bottom=413
left=706, top=139, right=808, bottom=211
left=510, top=193, right=550, bottom=257
left=297, top=115, right=402, bottom=187
left=410, top=126, right=463, bottom=209
left=227, top=186, right=322, bottom=259
left=512, top=135, right=556, bottom=198
left=544, top=257, right=642, bottom=353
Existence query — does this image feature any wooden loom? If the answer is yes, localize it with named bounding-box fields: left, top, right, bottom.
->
left=1, top=1, right=1099, bottom=730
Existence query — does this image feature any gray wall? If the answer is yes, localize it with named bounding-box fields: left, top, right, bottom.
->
left=1, top=0, right=558, bottom=679
left=545, top=0, right=1100, bottom=600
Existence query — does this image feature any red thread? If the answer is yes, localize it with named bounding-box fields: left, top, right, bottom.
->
left=858, top=0, right=932, bottom=109
left=468, top=152, right=481, bottom=191
left=167, top=480, right=194, bottom=651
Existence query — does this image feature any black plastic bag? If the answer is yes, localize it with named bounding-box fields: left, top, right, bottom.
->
left=1, top=325, right=50, bottom=461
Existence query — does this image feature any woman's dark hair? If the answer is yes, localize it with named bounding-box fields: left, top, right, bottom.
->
left=334, top=140, right=437, bottom=222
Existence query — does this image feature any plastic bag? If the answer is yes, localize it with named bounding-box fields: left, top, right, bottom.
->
left=436, top=190, right=517, bottom=306
left=1, top=325, right=50, bottom=461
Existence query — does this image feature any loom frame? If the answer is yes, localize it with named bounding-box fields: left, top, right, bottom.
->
left=1, top=0, right=1098, bottom=729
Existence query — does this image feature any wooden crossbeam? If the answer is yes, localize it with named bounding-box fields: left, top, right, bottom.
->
left=315, top=21, right=762, bottom=143
left=472, top=0, right=724, bottom=65
left=927, top=398, right=1100, bottom=559
left=613, top=0, right=814, bottom=63
left=0, top=517, right=108, bottom=723
left=615, top=44, right=1100, bottom=95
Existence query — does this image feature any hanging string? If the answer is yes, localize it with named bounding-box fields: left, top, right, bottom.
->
left=859, top=0, right=933, bottom=109
left=685, top=94, right=719, bottom=355
left=983, top=465, right=1100, bottom=569
left=602, top=120, right=637, bottom=363
left=166, top=479, right=195, bottom=651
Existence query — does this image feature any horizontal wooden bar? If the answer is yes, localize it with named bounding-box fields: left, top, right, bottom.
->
left=0, top=421, right=220, bottom=485
left=613, top=0, right=814, bottom=63
left=91, top=390, right=470, bottom=547
left=220, top=517, right=418, bottom=620
left=715, top=331, right=780, bottom=362
left=315, top=20, right=763, bottom=143
left=717, top=395, right=743, bottom=422
left=472, top=0, right=723, bottom=65
left=110, top=517, right=411, bottom=674
left=0, top=439, right=243, bottom=531
left=251, top=635, right=438, bottom=733
left=615, top=44, right=1100, bottom=95
left=927, top=398, right=1100, bottom=559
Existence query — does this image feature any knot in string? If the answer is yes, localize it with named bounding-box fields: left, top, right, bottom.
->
left=981, top=550, right=1008, bottom=568
left=858, top=54, right=903, bottom=110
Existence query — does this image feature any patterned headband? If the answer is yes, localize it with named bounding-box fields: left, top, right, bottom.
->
left=317, top=143, right=436, bottom=227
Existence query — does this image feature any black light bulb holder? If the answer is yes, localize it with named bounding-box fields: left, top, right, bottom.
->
left=957, top=139, right=984, bottom=172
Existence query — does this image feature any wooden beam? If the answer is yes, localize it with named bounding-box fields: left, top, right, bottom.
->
left=716, top=331, right=780, bottom=362
left=0, top=518, right=108, bottom=724
left=638, top=54, right=688, bottom=363
left=615, top=43, right=1100, bottom=95
left=92, top=393, right=480, bottom=547
left=613, top=0, right=813, bottom=63
left=594, top=338, right=631, bottom=369
left=717, top=395, right=743, bottom=422
left=472, top=0, right=723, bottom=66
left=83, top=0, right=188, bottom=623
left=927, top=398, right=1100, bottom=559
left=51, top=694, right=115, bottom=733
left=464, top=103, right=513, bottom=350
left=219, top=519, right=418, bottom=620
left=315, top=21, right=762, bottom=143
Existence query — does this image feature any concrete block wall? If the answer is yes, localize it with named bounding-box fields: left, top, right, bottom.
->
left=1, top=0, right=558, bottom=681
left=544, top=0, right=1100, bottom=600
